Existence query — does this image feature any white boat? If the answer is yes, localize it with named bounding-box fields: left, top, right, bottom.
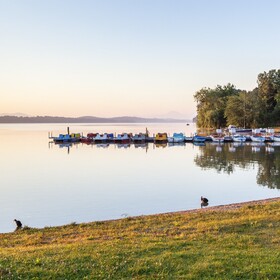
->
left=233, top=134, right=246, bottom=142
left=250, top=135, right=266, bottom=142
left=228, top=125, right=252, bottom=133
left=115, top=133, right=131, bottom=143
left=132, top=133, right=147, bottom=142
left=272, top=134, right=280, bottom=142
left=210, top=134, right=224, bottom=143
left=184, top=136, right=193, bottom=142
left=94, top=133, right=109, bottom=142
left=223, top=135, right=233, bottom=142
left=168, top=133, right=185, bottom=143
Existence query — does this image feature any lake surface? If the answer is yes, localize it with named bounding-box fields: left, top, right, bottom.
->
left=1, top=123, right=279, bottom=233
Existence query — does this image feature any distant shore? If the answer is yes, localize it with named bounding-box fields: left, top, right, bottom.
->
left=0, top=115, right=190, bottom=123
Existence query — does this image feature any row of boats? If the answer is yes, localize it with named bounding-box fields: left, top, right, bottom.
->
left=49, top=129, right=280, bottom=144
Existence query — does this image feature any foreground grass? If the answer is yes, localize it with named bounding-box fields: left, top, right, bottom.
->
left=0, top=200, right=280, bottom=279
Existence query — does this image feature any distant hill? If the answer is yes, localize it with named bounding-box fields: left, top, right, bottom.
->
left=0, top=112, right=29, bottom=117
left=0, top=115, right=189, bottom=123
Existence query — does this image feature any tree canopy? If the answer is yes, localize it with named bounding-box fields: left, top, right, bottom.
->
left=194, top=69, right=280, bottom=128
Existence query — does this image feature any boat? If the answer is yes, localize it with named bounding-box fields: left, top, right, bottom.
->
left=250, top=135, right=266, bottom=142
left=115, top=133, right=131, bottom=143
left=271, top=134, right=280, bottom=142
left=228, top=125, right=252, bottom=133
left=223, top=135, right=233, bottom=142
left=132, top=133, right=147, bottom=143
left=155, top=133, right=168, bottom=143
left=80, top=133, right=97, bottom=144
left=210, top=134, right=224, bottom=143
left=193, top=134, right=206, bottom=142
left=168, top=133, right=185, bottom=143
left=184, top=136, right=193, bottom=142
left=232, top=134, right=246, bottom=142
left=53, top=133, right=81, bottom=143
left=94, top=133, right=110, bottom=142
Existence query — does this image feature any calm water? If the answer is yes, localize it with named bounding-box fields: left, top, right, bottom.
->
left=0, top=123, right=279, bottom=233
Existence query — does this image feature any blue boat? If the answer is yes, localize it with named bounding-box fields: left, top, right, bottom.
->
left=193, top=134, right=206, bottom=142
left=53, top=133, right=81, bottom=143
left=168, top=133, right=185, bottom=143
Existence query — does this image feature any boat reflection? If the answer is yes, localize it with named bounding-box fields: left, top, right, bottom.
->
left=265, top=146, right=274, bottom=153
left=168, top=142, right=185, bottom=147
left=154, top=143, right=167, bottom=148
left=252, top=146, right=261, bottom=153
left=134, top=143, right=148, bottom=149
left=117, top=144, right=130, bottom=149
left=193, top=142, right=206, bottom=147
left=96, top=143, right=110, bottom=148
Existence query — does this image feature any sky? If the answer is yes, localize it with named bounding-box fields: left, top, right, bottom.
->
left=0, top=0, right=280, bottom=119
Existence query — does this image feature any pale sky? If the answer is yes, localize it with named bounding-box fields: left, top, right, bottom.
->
left=0, top=0, right=280, bottom=118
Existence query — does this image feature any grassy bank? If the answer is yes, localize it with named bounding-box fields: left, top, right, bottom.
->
left=1, top=199, right=280, bottom=279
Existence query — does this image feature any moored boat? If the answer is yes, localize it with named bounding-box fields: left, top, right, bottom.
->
left=115, top=133, right=131, bottom=143
left=250, top=135, right=266, bottom=142
left=81, top=133, right=97, bottom=144
left=94, top=133, right=110, bottom=142
left=53, top=133, right=81, bottom=143
left=210, top=134, right=224, bottom=143
left=132, top=133, right=147, bottom=143
left=168, top=133, right=185, bottom=143
left=271, top=134, right=280, bottom=142
left=184, top=136, right=193, bottom=142
left=232, top=134, right=246, bottom=142
left=155, top=133, right=168, bottom=143
left=193, top=134, right=206, bottom=142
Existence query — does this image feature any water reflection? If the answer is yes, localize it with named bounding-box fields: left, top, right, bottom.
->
left=1, top=124, right=280, bottom=233
left=201, top=202, right=209, bottom=208
left=50, top=141, right=280, bottom=190
left=194, top=142, right=280, bottom=189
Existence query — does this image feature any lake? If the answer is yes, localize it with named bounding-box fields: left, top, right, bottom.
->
left=0, top=123, right=279, bottom=233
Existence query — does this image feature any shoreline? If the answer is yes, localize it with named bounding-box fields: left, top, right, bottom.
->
left=148, top=196, right=280, bottom=218
left=2, top=197, right=279, bottom=234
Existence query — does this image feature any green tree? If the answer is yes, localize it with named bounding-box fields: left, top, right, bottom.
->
left=194, top=84, right=238, bottom=128
left=257, top=69, right=280, bottom=125
left=225, top=89, right=263, bottom=128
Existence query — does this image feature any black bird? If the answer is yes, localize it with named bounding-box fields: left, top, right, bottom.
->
left=201, top=196, right=208, bottom=204
left=201, top=196, right=209, bottom=208
left=14, top=219, right=22, bottom=229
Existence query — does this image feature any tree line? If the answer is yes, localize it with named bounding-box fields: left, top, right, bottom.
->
left=194, top=69, right=280, bottom=128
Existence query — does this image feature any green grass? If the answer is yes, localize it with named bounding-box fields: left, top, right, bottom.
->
left=0, top=201, right=280, bottom=279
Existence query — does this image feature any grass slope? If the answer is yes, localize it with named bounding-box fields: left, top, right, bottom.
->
left=0, top=199, right=280, bottom=279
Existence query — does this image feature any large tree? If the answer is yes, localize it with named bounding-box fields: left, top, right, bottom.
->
left=225, top=89, right=262, bottom=128
left=194, top=84, right=239, bottom=128
left=257, top=69, right=280, bottom=125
